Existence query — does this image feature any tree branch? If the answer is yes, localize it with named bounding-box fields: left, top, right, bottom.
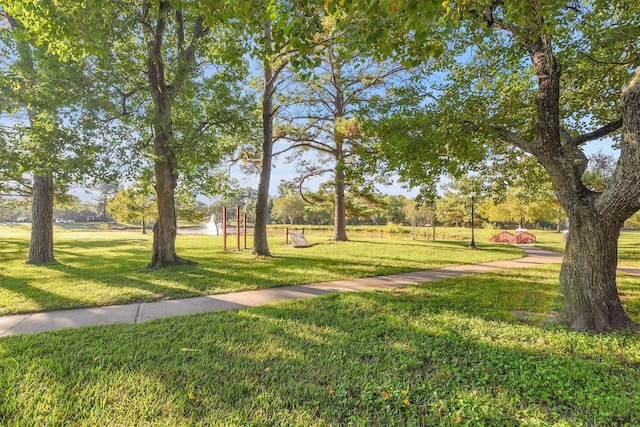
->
left=579, top=51, right=638, bottom=67
left=176, top=10, right=185, bottom=53
left=468, top=3, right=539, bottom=54
left=463, top=120, right=533, bottom=152
left=272, top=141, right=335, bottom=157
left=571, top=118, right=623, bottom=146
left=298, top=168, right=332, bottom=204
left=492, top=127, right=533, bottom=152
left=184, top=15, right=205, bottom=64
left=144, top=0, right=168, bottom=98
left=265, top=60, right=289, bottom=90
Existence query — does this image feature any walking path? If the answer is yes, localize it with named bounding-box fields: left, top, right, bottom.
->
left=0, top=246, right=635, bottom=337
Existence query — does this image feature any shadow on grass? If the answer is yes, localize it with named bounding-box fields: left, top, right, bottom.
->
left=54, top=237, right=150, bottom=250
left=1, top=274, right=638, bottom=425
left=0, top=272, right=83, bottom=313
left=0, top=239, right=30, bottom=263
left=0, top=235, right=526, bottom=314
left=37, top=262, right=205, bottom=306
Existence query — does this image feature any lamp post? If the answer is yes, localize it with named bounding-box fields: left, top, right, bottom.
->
left=470, top=192, right=477, bottom=249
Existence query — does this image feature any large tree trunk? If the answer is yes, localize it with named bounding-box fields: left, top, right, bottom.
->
left=520, top=35, right=640, bottom=332
left=550, top=68, right=640, bottom=332
left=333, top=160, right=349, bottom=241
left=253, top=29, right=275, bottom=256
left=27, top=174, right=55, bottom=264
left=558, top=211, right=633, bottom=331
left=147, top=132, right=196, bottom=269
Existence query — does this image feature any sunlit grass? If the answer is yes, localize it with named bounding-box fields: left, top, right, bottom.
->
left=532, top=228, right=640, bottom=267
left=0, top=225, right=525, bottom=315
left=1, top=264, right=638, bottom=426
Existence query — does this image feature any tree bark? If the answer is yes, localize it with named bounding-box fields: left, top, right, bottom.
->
left=551, top=71, right=640, bottom=331
left=26, top=174, right=55, bottom=264
left=147, top=133, right=196, bottom=268
left=332, top=72, right=348, bottom=241
left=333, top=158, right=349, bottom=241
left=558, top=212, right=633, bottom=331
left=142, top=218, right=146, bottom=234
left=253, top=23, right=275, bottom=256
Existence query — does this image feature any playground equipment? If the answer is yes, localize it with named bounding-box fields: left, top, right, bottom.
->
left=489, top=230, right=536, bottom=244
left=220, top=208, right=311, bottom=250
left=286, top=228, right=311, bottom=247
left=222, top=206, right=248, bottom=251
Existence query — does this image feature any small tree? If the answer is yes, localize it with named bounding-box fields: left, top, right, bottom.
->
left=403, top=199, right=434, bottom=239
left=271, top=193, right=305, bottom=225
left=108, top=188, right=157, bottom=234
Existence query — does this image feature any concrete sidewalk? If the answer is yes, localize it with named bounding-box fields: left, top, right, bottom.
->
left=0, top=245, right=582, bottom=337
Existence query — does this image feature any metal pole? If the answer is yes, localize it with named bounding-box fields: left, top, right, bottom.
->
left=470, top=193, right=477, bottom=249
left=236, top=205, right=240, bottom=251
left=223, top=206, right=227, bottom=251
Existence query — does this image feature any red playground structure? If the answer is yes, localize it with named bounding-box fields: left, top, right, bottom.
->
left=489, top=230, right=536, bottom=244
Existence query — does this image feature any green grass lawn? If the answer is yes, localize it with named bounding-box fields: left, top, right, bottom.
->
left=535, top=229, right=640, bottom=268
left=0, top=224, right=524, bottom=315
left=1, top=264, right=639, bottom=426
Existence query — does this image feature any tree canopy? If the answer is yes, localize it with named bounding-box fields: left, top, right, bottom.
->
left=324, top=0, right=640, bottom=331
left=2, top=0, right=640, bottom=331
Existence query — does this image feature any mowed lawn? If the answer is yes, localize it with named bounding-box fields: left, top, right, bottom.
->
left=1, top=264, right=640, bottom=426
left=0, top=224, right=524, bottom=315
left=536, top=229, right=640, bottom=267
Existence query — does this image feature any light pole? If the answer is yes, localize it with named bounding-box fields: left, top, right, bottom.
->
left=470, top=192, right=477, bottom=249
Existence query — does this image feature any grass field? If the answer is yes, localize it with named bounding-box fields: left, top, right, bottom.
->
left=2, top=224, right=640, bottom=425
left=535, top=229, right=640, bottom=267
left=1, top=264, right=639, bottom=426
left=0, top=224, right=525, bottom=315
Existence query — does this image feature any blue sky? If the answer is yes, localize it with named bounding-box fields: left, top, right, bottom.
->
left=230, top=132, right=619, bottom=200
left=229, top=158, right=420, bottom=198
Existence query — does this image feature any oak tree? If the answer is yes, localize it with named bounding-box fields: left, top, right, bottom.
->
left=332, top=0, right=640, bottom=331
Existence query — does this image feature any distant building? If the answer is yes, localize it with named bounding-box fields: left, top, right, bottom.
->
left=74, top=211, right=98, bottom=222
